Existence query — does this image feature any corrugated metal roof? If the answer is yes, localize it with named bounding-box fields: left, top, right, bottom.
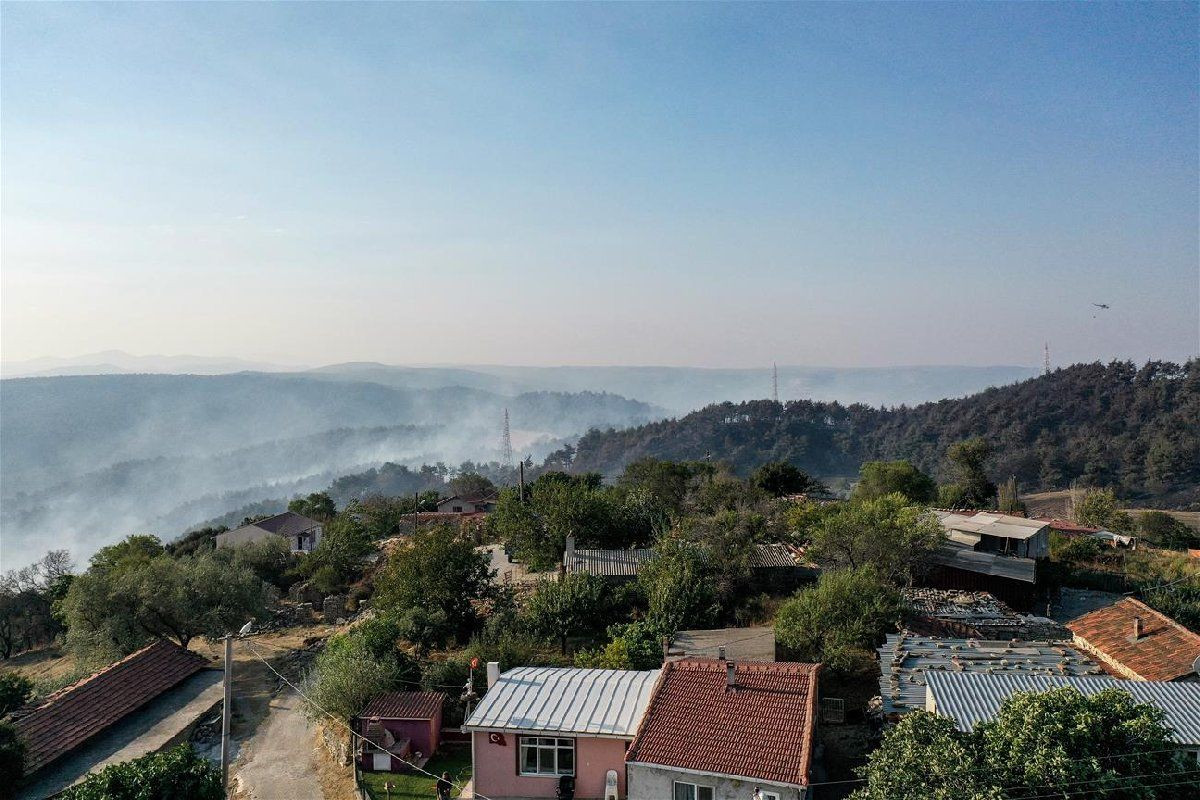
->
left=565, top=544, right=795, bottom=576
left=926, top=671, right=1200, bottom=746
left=936, top=511, right=1048, bottom=541
left=566, top=548, right=655, bottom=576
left=931, top=543, right=1038, bottom=582
left=878, top=632, right=1104, bottom=715
left=465, top=667, right=660, bottom=738
left=749, top=543, right=798, bottom=568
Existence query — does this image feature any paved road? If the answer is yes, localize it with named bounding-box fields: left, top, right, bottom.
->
left=233, top=688, right=322, bottom=799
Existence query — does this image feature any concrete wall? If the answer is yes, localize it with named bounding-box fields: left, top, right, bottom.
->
left=472, top=732, right=629, bottom=799
left=627, top=763, right=805, bottom=800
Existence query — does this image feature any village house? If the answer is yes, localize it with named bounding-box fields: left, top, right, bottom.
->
left=354, top=691, right=446, bottom=773
left=925, top=511, right=1050, bottom=609
left=1068, top=597, right=1200, bottom=682
left=924, top=671, right=1200, bottom=761
left=465, top=664, right=658, bottom=800
left=215, top=510, right=324, bottom=553
left=877, top=632, right=1104, bottom=717
left=11, top=640, right=221, bottom=800
left=436, top=494, right=498, bottom=514
left=625, top=659, right=820, bottom=800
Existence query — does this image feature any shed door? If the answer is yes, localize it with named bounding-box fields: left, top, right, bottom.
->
left=373, top=752, right=392, bottom=771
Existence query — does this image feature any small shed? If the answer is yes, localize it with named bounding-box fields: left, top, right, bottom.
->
left=356, top=691, right=446, bottom=772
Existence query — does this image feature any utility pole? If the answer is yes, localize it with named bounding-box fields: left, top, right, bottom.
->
left=501, top=409, right=513, bottom=465
left=221, top=634, right=232, bottom=795
left=518, top=460, right=526, bottom=503
left=772, top=362, right=779, bottom=404
left=413, top=491, right=419, bottom=531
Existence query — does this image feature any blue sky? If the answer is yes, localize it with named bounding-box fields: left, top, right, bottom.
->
left=2, top=2, right=1196, bottom=368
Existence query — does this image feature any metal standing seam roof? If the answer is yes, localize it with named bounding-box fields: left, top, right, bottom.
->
left=464, top=667, right=660, bottom=738
left=878, top=632, right=1105, bottom=715
left=925, top=671, right=1200, bottom=745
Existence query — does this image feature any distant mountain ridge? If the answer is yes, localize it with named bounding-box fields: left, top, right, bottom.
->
left=562, top=360, right=1200, bottom=508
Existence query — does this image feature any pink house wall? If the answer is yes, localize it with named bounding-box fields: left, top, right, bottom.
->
left=472, top=732, right=630, bottom=799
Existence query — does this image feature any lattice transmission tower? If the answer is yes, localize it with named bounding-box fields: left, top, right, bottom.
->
left=501, top=408, right=513, bottom=464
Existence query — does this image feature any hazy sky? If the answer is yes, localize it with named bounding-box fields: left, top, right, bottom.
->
left=2, top=2, right=1197, bottom=368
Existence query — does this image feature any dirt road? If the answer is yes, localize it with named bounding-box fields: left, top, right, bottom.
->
left=232, top=688, right=322, bottom=799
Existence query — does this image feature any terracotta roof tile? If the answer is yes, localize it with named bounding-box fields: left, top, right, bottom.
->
left=626, top=659, right=819, bottom=787
left=358, top=691, right=446, bottom=720
left=1068, top=597, right=1200, bottom=682
left=11, top=640, right=210, bottom=775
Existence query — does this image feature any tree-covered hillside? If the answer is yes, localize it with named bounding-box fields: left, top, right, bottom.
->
left=564, top=361, right=1199, bottom=506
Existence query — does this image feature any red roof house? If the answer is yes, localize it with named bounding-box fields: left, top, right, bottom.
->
left=10, top=640, right=210, bottom=777
left=626, top=659, right=820, bottom=800
left=355, top=691, right=446, bottom=773
left=1068, top=597, right=1200, bottom=682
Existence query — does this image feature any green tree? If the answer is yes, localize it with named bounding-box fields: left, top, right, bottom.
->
left=288, top=491, right=336, bottom=520
left=750, top=461, right=816, bottom=498
left=301, top=514, right=375, bottom=593
left=303, top=631, right=414, bottom=722
left=639, top=538, right=717, bottom=633
left=804, top=494, right=945, bottom=584
left=574, top=621, right=664, bottom=670
left=774, top=566, right=903, bottom=673
left=852, top=460, right=937, bottom=504
left=62, top=550, right=271, bottom=661
left=618, top=458, right=708, bottom=516
left=1139, top=511, right=1199, bottom=551
left=942, top=437, right=997, bottom=509
left=374, top=525, right=494, bottom=647
left=449, top=472, right=496, bottom=499
left=852, top=688, right=1196, bottom=800
left=0, top=672, right=33, bottom=715
left=1073, top=487, right=1135, bottom=534
left=523, top=573, right=610, bottom=654
left=59, top=744, right=221, bottom=800
left=0, top=722, right=24, bottom=792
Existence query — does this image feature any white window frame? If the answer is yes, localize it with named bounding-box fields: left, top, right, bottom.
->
left=673, top=780, right=714, bottom=800
left=518, top=736, right=575, bottom=776
left=760, top=792, right=781, bottom=800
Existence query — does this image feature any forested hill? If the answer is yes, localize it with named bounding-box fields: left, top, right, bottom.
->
left=564, top=360, right=1200, bottom=506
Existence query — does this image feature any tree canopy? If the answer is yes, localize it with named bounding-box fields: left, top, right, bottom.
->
left=800, top=494, right=945, bottom=584
left=852, top=688, right=1198, bottom=800
left=59, top=744, right=221, bottom=800
left=852, top=460, right=936, bottom=504
left=774, top=565, right=902, bottom=673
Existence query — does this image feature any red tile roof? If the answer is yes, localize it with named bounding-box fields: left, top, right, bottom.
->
left=1038, top=517, right=1103, bottom=534
left=11, top=640, right=210, bottom=775
left=626, top=659, right=820, bottom=787
left=1068, top=597, right=1200, bottom=682
left=359, top=691, right=446, bottom=720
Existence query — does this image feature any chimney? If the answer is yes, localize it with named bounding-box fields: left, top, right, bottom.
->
left=718, top=645, right=726, bottom=661
left=661, top=637, right=670, bottom=663
left=486, top=661, right=500, bottom=689
left=726, top=660, right=737, bottom=691
left=1132, top=616, right=1144, bottom=641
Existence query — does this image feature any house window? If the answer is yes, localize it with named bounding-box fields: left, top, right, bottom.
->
left=519, top=737, right=574, bottom=776
left=760, top=792, right=781, bottom=800
left=672, top=781, right=714, bottom=800
left=453, top=505, right=463, bottom=512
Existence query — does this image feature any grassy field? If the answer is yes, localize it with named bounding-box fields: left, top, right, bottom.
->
left=360, top=746, right=472, bottom=800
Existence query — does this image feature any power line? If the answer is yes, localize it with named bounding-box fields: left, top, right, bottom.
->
left=240, top=639, right=494, bottom=800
